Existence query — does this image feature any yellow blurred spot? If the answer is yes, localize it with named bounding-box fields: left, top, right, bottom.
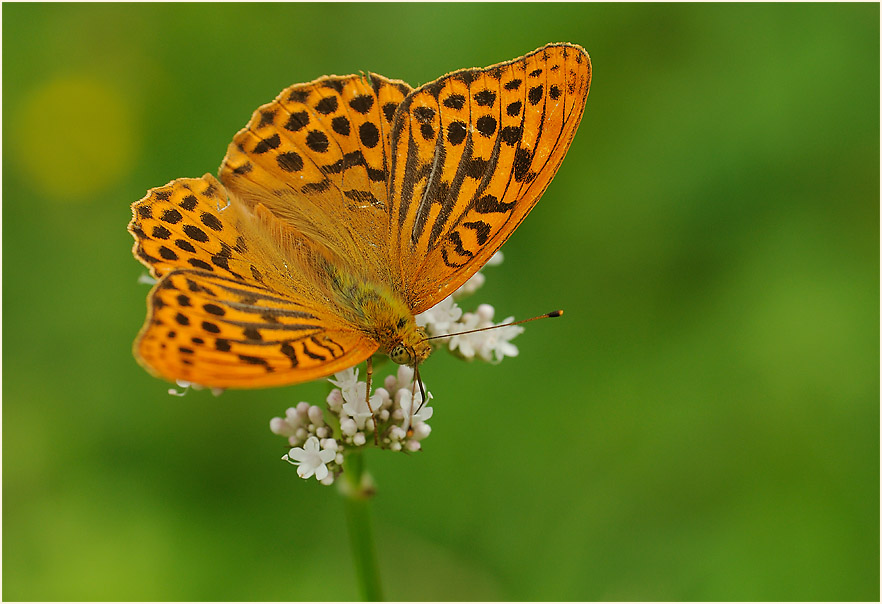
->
left=17, top=76, right=136, bottom=201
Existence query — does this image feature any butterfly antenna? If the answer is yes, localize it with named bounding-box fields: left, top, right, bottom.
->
left=423, top=310, right=564, bottom=342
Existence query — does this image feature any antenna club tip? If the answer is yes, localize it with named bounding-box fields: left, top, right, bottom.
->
left=549, top=309, right=564, bottom=318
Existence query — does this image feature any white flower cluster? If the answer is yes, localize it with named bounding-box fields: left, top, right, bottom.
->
left=271, top=365, right=433, bottom=485
left=273, top=250, right=524, bottom=485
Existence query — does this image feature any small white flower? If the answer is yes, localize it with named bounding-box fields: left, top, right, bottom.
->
left=341, top=382, right=378, bottom=430
left=416, top=296, right=463, bottom=336
left=398, top=389, right=434, bottom=432
left=445, top=304, right=523, bottom=363
left=329, top=367, right=360, bottom=392
left=477, top=318, right=523, bottom=363
left=285, top=436, right=336, bottom=481
left=447, top=309, right=483, bottom=359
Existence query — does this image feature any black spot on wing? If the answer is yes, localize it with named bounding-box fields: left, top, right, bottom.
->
left=474, top=89, right=496, bottom=107
left=443, top=94, right=465, bottom=110
left=161, top=209, right=182, bottom=224
left=277, top=151, right=304, bottom=172
left=463, top=220, right=491, bottom=245
left=447, top=121, right=467, bottom=146
left=285, top=111, right=309, bottom=132
left=349, top=94, right=374, bottom=114
left=314, top=95, right=338, bottom=115
left=476, top=116, right=497, bottom=137
left=359, top=122, right=380, bottom=148
left=201, top=213, right=223, bottom=231
left=331, top=116, right=350, bottom=136
left=253, top=134, right=281, bottom=154
left=288, top=89, right=309, bottom=103
left=175, top=239, right=196, bottom=253
left=183, top=224, right=209, bottom=243
left=306, top=130, right=330, bottom=153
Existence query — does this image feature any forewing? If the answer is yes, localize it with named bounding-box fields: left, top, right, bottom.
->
left=219, top=73, right=412, bottom=275
left=388, top=43, right=591, bottom=313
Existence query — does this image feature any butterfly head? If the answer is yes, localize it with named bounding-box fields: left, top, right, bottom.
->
left=388, top=325, right=432, bottom=367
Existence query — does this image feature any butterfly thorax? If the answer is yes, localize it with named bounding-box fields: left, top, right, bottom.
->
left=326, top=264, right=431, bottom=366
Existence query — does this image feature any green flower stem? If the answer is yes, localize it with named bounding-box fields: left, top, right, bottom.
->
left=341, top=449, right=383, bottom=601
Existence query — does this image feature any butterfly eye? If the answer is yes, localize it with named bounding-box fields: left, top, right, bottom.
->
left=389, top=344, right=412, bottom=366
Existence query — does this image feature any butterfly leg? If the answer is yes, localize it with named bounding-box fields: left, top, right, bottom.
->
left=216, top=191, right=231, bottom=213
left=365, top=356, right=378, bottom=445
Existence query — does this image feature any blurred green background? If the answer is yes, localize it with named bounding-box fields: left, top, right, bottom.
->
left=3, top=3, right=878, bottom=601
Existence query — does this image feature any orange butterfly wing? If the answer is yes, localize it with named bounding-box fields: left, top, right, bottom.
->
left=129, top=176, right=377, bottom=387
left=130, top=45, right=590, bottom=387
left=219, top=73, right=412, bottom=283
left=387, top=43, right=591, bottom=313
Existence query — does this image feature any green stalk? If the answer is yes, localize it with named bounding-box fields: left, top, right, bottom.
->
left=341, top=449, right=383, bottom=601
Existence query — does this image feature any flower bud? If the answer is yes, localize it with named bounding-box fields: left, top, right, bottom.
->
left=308, top=405, right=324, bottom=426
left=341, top=418, right=357, bottom=436
left=270, top=417, right=295, bottom=437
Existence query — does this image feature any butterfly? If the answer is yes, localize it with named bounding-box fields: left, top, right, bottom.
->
left=129, top=42, right=591, bottom=389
